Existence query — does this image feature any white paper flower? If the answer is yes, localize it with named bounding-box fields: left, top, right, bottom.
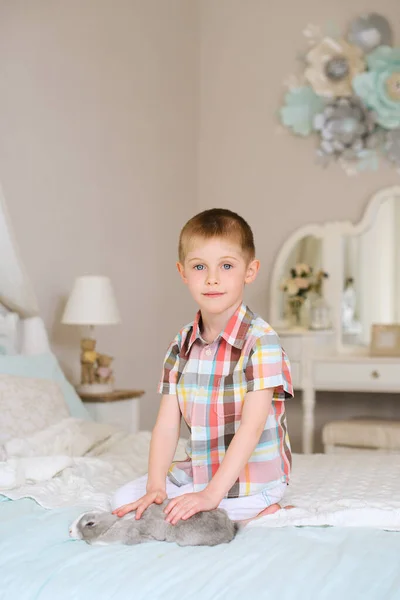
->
left=305, top=37, right=366, bottom=97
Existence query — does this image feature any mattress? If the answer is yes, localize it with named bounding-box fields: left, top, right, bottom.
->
left=1, top=495, right=399, bottom=600
left=1, top=423, right=400, bottom=599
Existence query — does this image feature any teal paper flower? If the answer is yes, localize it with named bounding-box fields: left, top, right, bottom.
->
left=353, top=46, right=400, bottom=129
left=366, top=46, right=400, bottom=71
left=279, top=86, right=324, bottom=136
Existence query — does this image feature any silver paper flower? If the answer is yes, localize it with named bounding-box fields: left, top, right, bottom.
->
left=348, top=13, right=393, bottom=53
left=314, top=97, right=376, bottom=162
left=385, top=129, right=400, bottom=166
left=324, top=56, right=349, bottom=81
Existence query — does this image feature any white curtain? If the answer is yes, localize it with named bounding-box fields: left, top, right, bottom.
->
left=0, top=183, right=38, bottom=317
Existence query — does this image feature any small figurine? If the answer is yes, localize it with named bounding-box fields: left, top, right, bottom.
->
left=80, top=338, right=98, bottom=385
left=95, top=353, right=114, bottom=385
left=342, top=277, right=362, bottom=333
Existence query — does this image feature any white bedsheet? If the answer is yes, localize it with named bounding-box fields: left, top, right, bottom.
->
left=1, top=418, right=400, bottom=530
left=248, top=452, right=400, bottom=530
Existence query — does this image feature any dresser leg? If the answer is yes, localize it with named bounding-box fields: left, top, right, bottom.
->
left=302, top=387, right=315, bottom=454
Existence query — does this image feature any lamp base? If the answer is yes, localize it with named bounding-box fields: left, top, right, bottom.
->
left=76, top=383, right=114, bottom=396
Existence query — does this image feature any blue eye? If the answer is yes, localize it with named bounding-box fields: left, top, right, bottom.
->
left=194, top=265, right=204, bottom=271
left=222, top=264, right=232, bottom=270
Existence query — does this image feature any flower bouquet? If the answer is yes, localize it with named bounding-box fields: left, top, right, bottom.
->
left=281, top=264, right=329, bottom=328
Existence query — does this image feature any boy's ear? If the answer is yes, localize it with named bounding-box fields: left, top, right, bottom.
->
left=176, top=262, right=188, bottom=284
left=244, top=259, right=260, bottom=284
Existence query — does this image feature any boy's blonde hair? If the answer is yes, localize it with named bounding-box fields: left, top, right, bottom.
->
left=178, top=208, right=255, bottom=264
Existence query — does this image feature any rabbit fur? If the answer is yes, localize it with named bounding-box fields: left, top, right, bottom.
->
left=69, top=500, right=239, bottom=547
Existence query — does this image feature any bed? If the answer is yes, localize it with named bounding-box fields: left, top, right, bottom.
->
left=1, top=495, right=399, bottom=600
left=0, top=193, right=400, bottom=599
left=1, top=436, right=400, bottom=600
left=1, top=315, right=400, bottom=600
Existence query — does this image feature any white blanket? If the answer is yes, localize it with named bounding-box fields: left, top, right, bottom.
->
left=0, top=418, right=186, bottom=510
left=1, top=418, right=400, bottom=530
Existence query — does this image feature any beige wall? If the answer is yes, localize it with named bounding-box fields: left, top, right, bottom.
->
left=0, top=1, right=399, bottom=444
left=198, top=0, right=400, bottom=313
left=198, top=0, right=400, bottom=450
left=0, top=0, right=198, bottom=429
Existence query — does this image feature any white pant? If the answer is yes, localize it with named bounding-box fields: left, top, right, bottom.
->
left=111, top=475, right=287, bottom=521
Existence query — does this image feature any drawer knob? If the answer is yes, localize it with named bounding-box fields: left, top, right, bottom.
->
left=371, top=370, right=380, bottom=379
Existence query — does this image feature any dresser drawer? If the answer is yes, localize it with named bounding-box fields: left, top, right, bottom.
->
left=314, top=361, right=400, bottom=392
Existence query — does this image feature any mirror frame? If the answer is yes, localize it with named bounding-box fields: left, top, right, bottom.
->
left=269, top=185, right=400, bottom=354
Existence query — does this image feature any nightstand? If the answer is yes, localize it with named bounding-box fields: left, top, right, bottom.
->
left=79, top=389, right=144, bottom=434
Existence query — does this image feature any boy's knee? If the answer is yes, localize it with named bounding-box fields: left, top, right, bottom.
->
left=110, top=488, right=124, bottom=511
left=110, top=475, right=149, bottom=510
left=110, top=482, right=134, bottom=511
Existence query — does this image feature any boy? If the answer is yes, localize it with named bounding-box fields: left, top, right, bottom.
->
left=112, top=208, right=293, bottom=524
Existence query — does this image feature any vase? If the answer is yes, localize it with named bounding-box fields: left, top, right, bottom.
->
left=309, top=294, right=331, bottom=330
left=287, top=296, right=306, bottom=329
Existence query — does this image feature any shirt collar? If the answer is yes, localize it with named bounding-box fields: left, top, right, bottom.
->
left=185, top=302, right=252, bottom=355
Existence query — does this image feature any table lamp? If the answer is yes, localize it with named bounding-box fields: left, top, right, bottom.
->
left=62, top=275, right=121, bottom=395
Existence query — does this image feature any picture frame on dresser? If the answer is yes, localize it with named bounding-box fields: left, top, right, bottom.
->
left=270, top=185, right=400, bottom=454
left=370, top=324, right=400, bottom=357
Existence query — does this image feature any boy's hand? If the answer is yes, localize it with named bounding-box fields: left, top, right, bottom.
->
left=112, top=489, right=167, bottom=519
left=164, top=490, right=219, bottom=525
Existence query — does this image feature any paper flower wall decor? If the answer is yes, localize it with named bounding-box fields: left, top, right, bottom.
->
left=305, top=37, right=366, bottom=98
left=278, top=13, right=400, bottom=174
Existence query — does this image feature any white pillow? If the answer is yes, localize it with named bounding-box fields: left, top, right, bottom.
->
left=0, top=309, right=19, bottom=355
left=0, top=374, right=69, bottom=444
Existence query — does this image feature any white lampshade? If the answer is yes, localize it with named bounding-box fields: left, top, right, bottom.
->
left=62, top=276, right=121, bottom=325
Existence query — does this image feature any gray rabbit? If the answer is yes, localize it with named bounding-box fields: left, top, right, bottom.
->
left=69, top=501, right=239, bottom=547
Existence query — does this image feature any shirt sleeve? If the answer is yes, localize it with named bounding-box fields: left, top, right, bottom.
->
left=245, top=332, right=293, bottom=400
left=157, top=335, right=181, bottom=395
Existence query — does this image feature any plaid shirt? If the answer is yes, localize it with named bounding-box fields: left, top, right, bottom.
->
left=157, top=302, right=293, bottom=498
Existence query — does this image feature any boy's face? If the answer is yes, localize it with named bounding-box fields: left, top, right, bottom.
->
left=177, top=236, right=259, bottom=315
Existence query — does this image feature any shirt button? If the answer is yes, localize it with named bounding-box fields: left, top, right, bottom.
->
left=205, top=348, right=212, bottom=356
